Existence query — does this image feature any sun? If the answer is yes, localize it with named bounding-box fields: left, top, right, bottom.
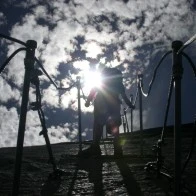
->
left=82, top=70, right=102, bottom=91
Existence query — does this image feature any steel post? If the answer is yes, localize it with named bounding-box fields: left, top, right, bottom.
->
left=130, top=94, right=133, bottom=132
left=77, top=76, right=82, bottom=152
left=138, top=74, right=144, bottom=156
left=12, top=40, right=37, bottom=196
left=172, top=40, right=183, bottom=196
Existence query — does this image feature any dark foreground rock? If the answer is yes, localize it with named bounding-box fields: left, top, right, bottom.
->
left=0, top=123, right=195, bottom=195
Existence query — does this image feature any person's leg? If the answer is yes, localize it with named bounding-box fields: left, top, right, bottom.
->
left=113, top=128, right=123, bottom=157
left=93, top=121, right=104, bottom=146
left=106, top=120, right=123, bottom=156
left=78, top=119, right=103, bottom=157
left=107, top=113, right=123, bottom=157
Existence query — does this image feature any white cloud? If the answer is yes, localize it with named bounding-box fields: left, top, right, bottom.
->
left=0, top=0, right=195, bottom=147
left=0, top=106, right=19, bottom=147
left=0, top=79, right=20, bottom=102
left=42, top=85, right=59, bottom=108
left=81, top=41, right=103, bottom=58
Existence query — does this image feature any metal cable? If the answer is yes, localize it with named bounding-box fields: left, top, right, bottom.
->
left=182, top=52, right=196, bottom=77
left=140, top=51, right=172, bottom=97
left=178, top=33, right=196, bottom=54
left=35, top=57, right=58, bottom=89
left=160, top=76, right=174, bottom=142
left=0, top=33, right=27, bottom=46
left=33, top=77, right=57, bottom=171
left=0, top=48, right=26, bottom=74
left=35, top=57, right=75, bottom=91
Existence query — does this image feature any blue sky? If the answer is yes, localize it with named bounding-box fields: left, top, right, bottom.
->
left=0, top=0, right=195, bottom=147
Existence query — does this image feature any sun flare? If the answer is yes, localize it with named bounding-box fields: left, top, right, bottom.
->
left=82, top=70, right=102, bottom=91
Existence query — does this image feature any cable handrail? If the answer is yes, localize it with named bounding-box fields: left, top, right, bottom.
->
left=0, top=33, right=27, bottom=46
left=35, top=57, right=58, bottom=89
left=182, top=52, right=196, bottom=77
left=139, top=50, right=172, bottom=97
left=34, top=57, right=76, bottom=91
left=178, top=33, right=196, bottom=54
left=35, top=57, right=75, bottom=90
left=0, top=33, right=75, bottom=91
left=0, top=47, right=27, bottom=74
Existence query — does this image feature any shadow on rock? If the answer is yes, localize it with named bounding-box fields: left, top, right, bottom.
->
left=78, top=157, right=104, bottom=196
left=116, top=159, right=144, bottom=196
left=40, top=173, right=62, bottom=196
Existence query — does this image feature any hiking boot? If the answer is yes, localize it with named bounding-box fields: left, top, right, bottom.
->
left=78, top=144, right=101, bottom=158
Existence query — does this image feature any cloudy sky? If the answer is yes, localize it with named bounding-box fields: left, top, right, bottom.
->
left=0, top=0, right=195, bottom=148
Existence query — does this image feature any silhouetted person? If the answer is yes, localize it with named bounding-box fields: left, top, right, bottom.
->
left=80, top=67, right=134, bottom=157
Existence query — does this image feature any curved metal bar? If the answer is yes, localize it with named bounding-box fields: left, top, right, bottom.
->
left=178, top=33, right=196, bottom=54
left=160, top=76, right=174, bottom=142
left=0, top=33, right=27, bottom=46
left=140, top=81, right=148, bottom=97
left=182, top=52, right=196, bottom=77
left=35, top=57, right=58, bottom=89
left=0, top=47, right=27, bottom=74
left=140, top=51, right=172, bottom=97
left=35, top=57, right=76, bottom=91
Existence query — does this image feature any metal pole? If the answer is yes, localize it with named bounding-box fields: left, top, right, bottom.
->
left=124, top=108, right=130, bottom=133
left=122, top=114, right=126, bottom=133
left=12, top=40, right=37, bottom=196
left=130, top=94, right=133, bottom=132
left=138, top=74, right=143, bottom=156
left=172, top=40, right=183, bottom=196
left=77, top=76, right=82, bottom=152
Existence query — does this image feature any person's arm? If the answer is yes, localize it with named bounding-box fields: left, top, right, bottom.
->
left=85, top=88, right=97, bottom=107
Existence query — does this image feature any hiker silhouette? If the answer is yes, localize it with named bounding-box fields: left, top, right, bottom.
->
left=79, top=66, right=134, bottom=158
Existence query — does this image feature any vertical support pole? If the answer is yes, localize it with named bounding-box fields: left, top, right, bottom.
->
left=122, top=113, right=126, bottom=133
left=77, top=76, right=82, bottom=152
left=12, top=40, right=37, bottom=196
left=124, top=108, right=130, bottom=133
left=138, top=74, right=143, bottom=156
left=172, top=41, right=183, bottom=196
left=130, top=94, right=133, bottom=132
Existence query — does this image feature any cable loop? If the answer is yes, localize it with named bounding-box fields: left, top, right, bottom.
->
left=139, top=51, right=172, bottom=97
left=0, top=47, right=27, bottom=74
left=182, top=52, right=196, bottom=78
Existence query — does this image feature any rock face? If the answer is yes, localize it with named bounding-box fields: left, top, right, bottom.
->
left=0, top=123, right=195, bottom=195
